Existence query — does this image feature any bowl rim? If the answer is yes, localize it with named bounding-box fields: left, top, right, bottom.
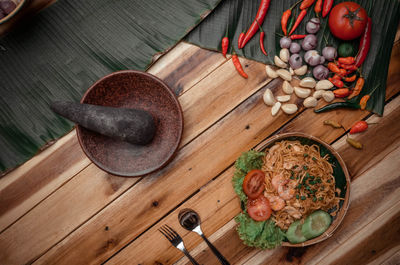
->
left=76, top=70, right=184, bottom=177
left=0, top=0, right=26, bottom=25
left=254, top=132, right=351, bottom=247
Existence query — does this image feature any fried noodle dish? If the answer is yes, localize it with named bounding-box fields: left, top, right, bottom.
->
left=262, top=140, right=341, bottom=230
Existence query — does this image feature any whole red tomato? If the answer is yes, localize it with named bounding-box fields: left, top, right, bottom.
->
left=329, top=2, right=368, bottom=40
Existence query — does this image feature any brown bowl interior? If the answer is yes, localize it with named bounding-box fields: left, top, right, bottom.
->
left=0, top=0, right=26, bottom=25
left=77, top=70, right=183, bottom=177
left=255, top=132, right=351, bottom=247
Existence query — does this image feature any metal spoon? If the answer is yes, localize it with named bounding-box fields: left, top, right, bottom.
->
left=178, top=209, right=230, bottom=265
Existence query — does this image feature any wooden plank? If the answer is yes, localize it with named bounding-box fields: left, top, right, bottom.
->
left=109, top=94, right=400, bottom=265
left=0, top=43, right=231, bottom=237
left=30, top=39, right=400, bottom=264
left=0, top=50, right=272, bottom=265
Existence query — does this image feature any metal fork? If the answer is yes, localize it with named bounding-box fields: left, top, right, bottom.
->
left=159, top=224, right=200, bottom=265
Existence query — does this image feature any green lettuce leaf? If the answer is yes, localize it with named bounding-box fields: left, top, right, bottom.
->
left=235, top=213, right=286, bottom=249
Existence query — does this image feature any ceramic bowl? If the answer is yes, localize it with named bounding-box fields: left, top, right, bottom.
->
left=0, top=0, right=26, bottom=25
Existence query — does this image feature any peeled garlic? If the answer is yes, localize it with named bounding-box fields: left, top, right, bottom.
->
left=322, top=91, right=335, bottom=102
left=274, top=55, right=288, bottom=68
left=271, top=102, right=281, bottom=116
left=279, top=48, right=290, bottom=63
left=266, top=65, right=278, bottom=79
left=276, top=69, right=292, bottom=81
left=277, top=95, right=291, bottom=102
left=300, top=77, right=316, bottom=88
left=282, top=81, right=294, bottom=94
left=303, top=97, right=318, bottom=108
left=294, top=86, right=311, bottom=98
left=263, top=88, right=276, bottom=106
left=315, top=79, right=334, bottom=90
left=313, top=90, right=324, bottom=99
left=281, top=104, right=298, bottom=115
left=289, top=67, right=294, bottom=75
left=294, top=65, right=307, bottom=76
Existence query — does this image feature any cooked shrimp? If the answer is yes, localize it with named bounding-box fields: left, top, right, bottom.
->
left=271, top=174, right=287, bottom=191
left=278, top=181, right=296, bottom=200
left=266, top=195, right=285, bottom=211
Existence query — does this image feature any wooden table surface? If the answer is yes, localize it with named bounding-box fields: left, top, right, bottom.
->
left=1, top=2, right=400, bottom=265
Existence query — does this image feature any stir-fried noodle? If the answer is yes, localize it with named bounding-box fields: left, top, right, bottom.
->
left=262, top=140, right=340, bottom=230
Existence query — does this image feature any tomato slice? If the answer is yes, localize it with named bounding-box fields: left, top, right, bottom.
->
left=242, top=169, right=265, bottom=199
left=247, top=195, right=272, bottom=222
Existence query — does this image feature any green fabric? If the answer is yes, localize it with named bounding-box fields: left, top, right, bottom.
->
left=185, top=0, right=400, bottom=115
left=0, top=0, right=221, bottom=172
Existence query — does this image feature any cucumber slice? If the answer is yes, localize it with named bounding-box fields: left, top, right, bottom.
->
left=301, top=210, right=332, bottom=239
left=286, top=220, right=307, bottom=244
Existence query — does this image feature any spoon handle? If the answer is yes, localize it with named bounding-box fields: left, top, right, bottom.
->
left=201, top=235, right=230, bottom=265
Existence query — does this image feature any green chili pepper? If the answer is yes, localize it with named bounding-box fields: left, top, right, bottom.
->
left=303, top=153, right=309, bottom=157
left=287, top=13, right=296, bottom=34
left=303, top=165, right=308, bottom=170
left=301, top=195, right=306, bottom=200
left=312, top=197, right=317, bottom=202
left=312, top=157, right=317, bottom=161
left=318, top=197, right=323, bottom=201
left=296, top=194, right=300, bottom=199
left=314, top=102, right=360, bottom=113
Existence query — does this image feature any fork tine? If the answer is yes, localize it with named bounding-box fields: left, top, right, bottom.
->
left=159, top=226, right=173, bottom=241
left=164, top=224, right=179, bottom=238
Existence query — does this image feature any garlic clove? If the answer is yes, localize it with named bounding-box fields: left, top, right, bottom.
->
left=282, top=81, right=294, bottom=94
left=315, top=79, right=334, bottom=90
left=313, top=90, right=324, bottom=99
left=277, top=95, right=291, bottom=102
left=322, top=91, right=335, bottom=102
left=274, top=55, right=288, bottom=68
left=303, top=97, right=318, bottom=108
left=266, top=65, right=279, bottom=79
left=300, top=77, right=316, bottom=88
left=294, top=65, right=307, bottom=76
left=294, top=86, right=311, bottom=98
left=289, top=67, right=294, bottom=75
left=263, top=88, right=276, bottom=106
left=276, top=69, right=292, bottom=81
left=281, top=104, right=298, bottom=115
left=271, top=102, right=281, bottom=116
left=279, top=48, right=290, bottom=63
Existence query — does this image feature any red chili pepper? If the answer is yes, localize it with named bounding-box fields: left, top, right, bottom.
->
left=240, top=0, right=271, bottom=49
left=232, top=51, right=248, bottom=79
left=333, top=88, right=351, bottom=98
left=344, top=74, right=357, bottom=82
left=322, top=0, right=334, bottom=18
left=339, top=68, right=348, bottom=76
left=315, top=0, right=323, bottom=14
left=290, top=34, right=307, bottom=40
left=255, top=20, right=267, bottom=56
left=221, top=28, right=229, bottom=58
left=238, top=32, right=245, bottom=49
left=332, top=74, right=342, bottom=81
left=289, top=9, right=307, bottom=35
left=349, top=121, right=368, bottom=134
left=300, top=0, right=315, bottom=10
left=360, top=95, right=370, bottom=110
left=329, top=78, right=344, bottom=88
left=348, top=77, right=365, bottom=99
left=281, top=9, right=292, bottom=36
left=338, top=57, right=355, bottom=65
left=328, top=62, right=340, bottom=73
left=355, top=17, right=372, bottom=67
left=339, top=63, right=358, bottom=71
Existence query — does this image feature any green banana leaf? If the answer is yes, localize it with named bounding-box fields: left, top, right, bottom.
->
left=186, top=0, right=400, bottom=115
left=0, top=0, right=222, bottom=173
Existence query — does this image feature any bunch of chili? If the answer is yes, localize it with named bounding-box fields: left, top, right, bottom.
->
left=221, top=28, right=229, bottom=58
left=322, top=0, right=334, bottom=18
left=240, top=0, right=271, bottom=49
left=349, top=121, right=368, bottom=134
left=354, top=17, right=372, bottom=67
left=281, top=0, right=301, bottom=36
left=333, top=88, right=351, bottom=98
left=315, top=0, right=323, bottom=14
left=289, top=9, right=308, bottom=35
left=290, top=34, right=307, bottom=40
left=300, top=0, right=315, bottom=10
left=348, top=77, right=365, bottom=99
left=256, top=20, right=267, bottom=56
left=232, top=50, right=248, bottom=79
